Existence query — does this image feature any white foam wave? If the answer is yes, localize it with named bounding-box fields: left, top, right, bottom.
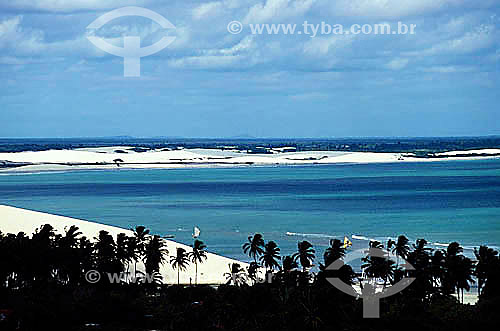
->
left=285, top=232, right=337, bottom=239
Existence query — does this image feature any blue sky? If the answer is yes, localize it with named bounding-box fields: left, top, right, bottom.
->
left=1, top=0, right=499, bottom=138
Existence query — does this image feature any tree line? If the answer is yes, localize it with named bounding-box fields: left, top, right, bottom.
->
left=1, top=225, right=500, bottom=330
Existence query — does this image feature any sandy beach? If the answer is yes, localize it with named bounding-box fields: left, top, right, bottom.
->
left=1, top=147, right=499, bottom=173
left=0, top=204, right=250, bottom=285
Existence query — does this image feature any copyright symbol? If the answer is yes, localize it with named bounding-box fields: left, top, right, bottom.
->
left=85, top=270, right=101, bottom=284
left=227, top=21, right=243, bottom=34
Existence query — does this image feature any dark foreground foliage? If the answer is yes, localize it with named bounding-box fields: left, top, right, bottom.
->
left=1, top=225, right=500, bottom=331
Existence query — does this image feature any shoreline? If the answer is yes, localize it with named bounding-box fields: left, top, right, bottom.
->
left=1, top=147, right=499, bottom=174
left=0, top=204, right=250, bottom=285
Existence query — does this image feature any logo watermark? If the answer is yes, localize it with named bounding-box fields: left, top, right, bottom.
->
left=87, top=7, right=176, bottom=77
left=228, top=21, right=416, bottom=37
left=326, top=247, right=415, bottom=318
left=85, top=270, right=162, bottom=284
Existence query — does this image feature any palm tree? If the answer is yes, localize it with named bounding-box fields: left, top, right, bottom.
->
left=282, top=255, right=298, bottom=273
left=392, top=235, right=410, bottom=266
left=242, top=233, right=265, bottom=263
left=116, top=233, right=131, bottom=275
left=132, top=226, right=150, bottom=276
left=56, top=225, right=82, bottom=285
left=475, top=245, right=498, bottom=296
left=292, top=241, right=315, bottom=272
left=362, top=252, right=396, bottom=288
left=170, top=247, right=190, bottom=285
left=260, top=241, right=281, bottom=273
left=188, top=239, right=207, bottom=285
left=224, top=263, right=247, bottom=286
left=247, top=262, right=260, bottom=284
left=455, top=256, right=475, bottom=303
left=430, top=249, right=446, bottom=289
left=445, top=242, right=475, bottom=303
left=323, top=239, right=346, bottom=266
left=144, top=235, right=168, bottom=278
left=31, top=224, right=57, bottom=286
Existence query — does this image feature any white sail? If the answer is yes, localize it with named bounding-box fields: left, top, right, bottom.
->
left=193, top=226, right=201, bottom=238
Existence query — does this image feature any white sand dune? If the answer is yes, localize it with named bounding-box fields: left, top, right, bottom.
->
left=1, top=147, right=499, bottom=173
left=0, top=205, right=248, bottom=285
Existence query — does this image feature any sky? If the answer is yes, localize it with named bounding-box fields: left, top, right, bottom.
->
left=0, top=0, right=499, bottom=138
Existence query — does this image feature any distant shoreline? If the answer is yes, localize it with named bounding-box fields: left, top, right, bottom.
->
left=1, top=147, right=500, bottom=173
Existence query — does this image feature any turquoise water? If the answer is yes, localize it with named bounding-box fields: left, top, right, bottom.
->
left=1, top=160, right=499, bottom=261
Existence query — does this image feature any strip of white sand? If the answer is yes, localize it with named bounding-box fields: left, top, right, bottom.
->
left=0, top=204, right=248, bottom=285
left=1, top=147, right=499, bottom=173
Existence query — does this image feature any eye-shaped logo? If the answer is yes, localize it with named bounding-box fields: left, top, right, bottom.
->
left=326, top=247, right=415, bottom=318
left=87, top=7, right=176, bottom=77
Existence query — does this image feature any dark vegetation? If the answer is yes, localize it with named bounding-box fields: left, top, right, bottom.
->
left=1, top=136, right=499, bottom=155
left=1, top=225, right=499, bottom=331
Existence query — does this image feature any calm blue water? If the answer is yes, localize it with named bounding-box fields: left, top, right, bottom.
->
left=1, top=160, right=499, bottom=262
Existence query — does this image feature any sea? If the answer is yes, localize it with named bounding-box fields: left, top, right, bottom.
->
left=1, top=159, right=500, bottom=264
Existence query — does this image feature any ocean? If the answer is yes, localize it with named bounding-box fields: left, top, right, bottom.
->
left=1, top=160, right=499, bottom=263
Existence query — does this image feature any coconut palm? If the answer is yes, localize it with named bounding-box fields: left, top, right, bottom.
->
left=132, top=226, right=150, bottom=275
left=144, top=235, right=168, bottom=278
left=392, top=235, right=410, bottom=266
left=292, top=241, right=315, bottom=272
left=188, top=239, right=207, bottom=285
left=116, top=233, right=131, bottom=274
left=323, top=239, right=346, bottom=266
left=445, top=242, right=475, bottom=303
left=247, top=262, right=260, bottom=284
left=475, top=245, right=499, bottom=296
left=430, top=249, right=446, bottom=289
left=455, top=256, right=475, bottom=303
left=242, top=233, right=265, bottom=262
left=170, top=247, right=190, bottom=285
left=282, top=255, right=299, bottom=273
left=362, top=249, right=396, bottom=288
left=260, top=241, right=281, bottom=273
left=56, top=225, right=82, bottom=285
left=224, top=263, right=247, bottom=286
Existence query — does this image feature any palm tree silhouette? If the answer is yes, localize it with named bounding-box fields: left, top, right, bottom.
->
left=144, top=235, right=169, bottom=283
left=170, top=247, right=190, bottom=285
left=260, top=241, right=281, bottom=273
left=224, top=263, right=246, bottom=286
left=116, top=233, right=131, bottom=278
left=323, top=239, right=346, bottom=266
left=188, top=239, right=207, bottom=285
left=242, top=233, right=265, bottom=263
left=94, top=230, right=122, bottom=284
left=445, top=242, right=475, bottom=303
left=392, top=235, right=410, bottom=266
left=247, top=262, right=260, bottom=284
left=475, top=245, right=498, bottom=296
left=292, top=241, right=315, bottom=272
left=56, top=225, right=82, bottom=285
left=362, top=252, right=396, bottom=288
left=282, top=255, right=299, bottom=273
left=132, top=226, right=150, bottom=276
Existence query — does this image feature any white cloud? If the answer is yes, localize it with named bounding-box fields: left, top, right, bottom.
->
left=324, top=0, right=496, bottom=19
left=0, top=16, right=46, bottom=54
left=385, top=58, right=409, bottom=70
left=192, top=2, right=223, bottom=20
left=421, top=65, right=475, bottom=73
left=303, top=34, right=355, bottom=56
left=168, top=36, right=258, bottom=69
left=243, top=0, right=316, bottom=23
left=168, top=54, right=242, bottom=69
left=403, top=24, right=496, bottom=56
left=0, top=0, right=148, bottom=12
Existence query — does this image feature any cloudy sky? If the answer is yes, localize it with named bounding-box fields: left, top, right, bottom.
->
left=1, top=0, right=499, bottom=138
